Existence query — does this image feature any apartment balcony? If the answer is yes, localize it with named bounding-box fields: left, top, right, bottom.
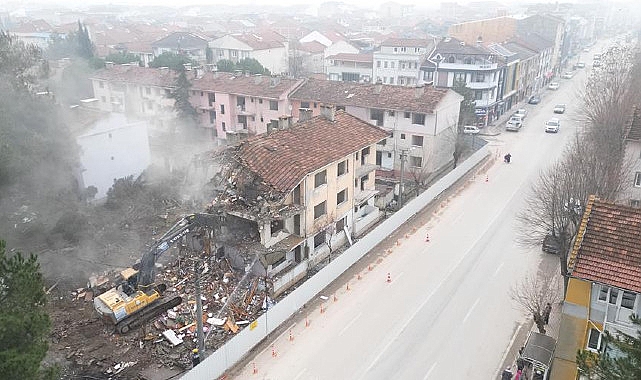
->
left=438, top=62, right=498, bottom=71
left=236, top=105, right=255, bottom=116
left=355, top=162, right=377, bottom=178
left=354, top=188, right=378, bottom=205
left=467, top=81, right=497, bottom=90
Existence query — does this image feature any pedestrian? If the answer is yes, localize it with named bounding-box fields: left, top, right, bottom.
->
left=191, top=348, right=201, bottom=367
left=543, top=303, right=552, bottom=325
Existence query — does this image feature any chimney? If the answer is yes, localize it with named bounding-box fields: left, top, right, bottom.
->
left=320, top=104, right=336, bottom=122
left=105, top=61, right=115, bottom=69
left=414, top=84, right=425, bottom=98
left=299, top=108, right=313, bottom=122
left=278, top=115, right=292, bottom=129
left=373, top=79, right=383, bottom=94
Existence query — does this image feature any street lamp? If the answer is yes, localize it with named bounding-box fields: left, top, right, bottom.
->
left=398, top=147, right=415, bottom=210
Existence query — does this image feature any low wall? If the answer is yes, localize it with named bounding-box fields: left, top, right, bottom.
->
left=182, top=146, right=491, bottom=379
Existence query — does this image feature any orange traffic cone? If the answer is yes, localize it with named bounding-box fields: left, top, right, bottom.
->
left=253, top=362, right=258, bottom=374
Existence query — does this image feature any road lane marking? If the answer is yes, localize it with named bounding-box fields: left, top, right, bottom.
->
left=394, top=271, right=405, bottom=282
left=423, top=362, right=437, bottom=380
left=463, top=298, right=480, bottom=324
left=339, top=312, right=362, bottom=337
left=495, top=323, right=523, bottom=377
left=294, top=368, right=307, bottom=380
left=493, top=262, right=504, bottom=278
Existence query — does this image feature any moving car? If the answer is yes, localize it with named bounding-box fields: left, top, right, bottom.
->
left=545, top=118, right=560, bottom=133
left=463, top=125, right=480, bottom=134
left=513, top=108, right=527, bottom=119
left=553, top=104, right=566, bottom=114
left=576, top=62, right=585, bottom=69
left=528, top=95, right=541, bottom=104
left=542, top=234, right=561, bottom=254
left=548, top=82, right=560, bottom=90
left=561, top=71, right=575, bottom=79
left=506, top=115, right=524, bottom=131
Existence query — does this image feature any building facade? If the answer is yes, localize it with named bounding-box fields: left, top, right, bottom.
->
left=373, top=38, right=432, bottom=86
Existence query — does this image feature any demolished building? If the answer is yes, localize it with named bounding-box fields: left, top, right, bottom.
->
left=212, top=105, right=389, bottom=296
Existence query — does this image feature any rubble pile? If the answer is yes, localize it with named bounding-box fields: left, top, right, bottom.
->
left=52, top=247, right=271, bottom=377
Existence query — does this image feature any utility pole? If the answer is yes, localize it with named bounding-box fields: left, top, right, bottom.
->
left=194, top=256, right=205, bottom=354
left=398, top=149, right=408, bottom=210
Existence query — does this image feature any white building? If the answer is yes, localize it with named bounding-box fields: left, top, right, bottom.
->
left=373, top=38, right=433, bottom=86
left=76, top=113, right=151, bottom=200
left=209, top=32, right=289, bottom=75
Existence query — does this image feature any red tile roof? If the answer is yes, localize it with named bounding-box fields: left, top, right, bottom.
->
left=625, top=106, right=641, bottom=141
left=570, top=196, right=641, bottom=292
left=232, top=32, right=286, bottom=50
left=327, top=53, right=373, bottom=62
left=290, top=78, right=451, bottom=114
left=90, top=66, right=302, bottom=99
left=236, top=111, right=389, bottom=193
left=299, top=41, right=326, bottom=54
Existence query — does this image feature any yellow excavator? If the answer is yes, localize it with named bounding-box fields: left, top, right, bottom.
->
left=93, top=213, right=219, bottom=334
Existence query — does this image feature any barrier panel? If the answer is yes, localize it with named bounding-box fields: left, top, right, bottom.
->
left=182, top=147, right=490, bottom=379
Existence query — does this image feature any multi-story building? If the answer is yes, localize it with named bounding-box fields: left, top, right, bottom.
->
left=215, top=108, right=389, bottom=294
left=487, top=43, right=520, bottom=114
left=420, top=37, right=501, bottom=125
left=552, top=196, right=641, bottom=378
left=517, top=14, right=566, bottom=75
left=209, top=32, right=289, bottom=75
left=151, top=32, right=210, bottom=65
left=89, top=65, right=305, bottom=144
left=502, top=42, right=539, bottom=103
left=325, top=53, right=373, bottom=83
left=289, top=78, right=463, bottom=176
left=621, top=106, right=641, bottom=208
left=373, top=38, right=432, bottom=86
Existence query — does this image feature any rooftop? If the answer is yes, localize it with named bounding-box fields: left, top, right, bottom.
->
left=569, top=196, right=641, bottom=293
left=236, top=111, right=389, bottom=193
left=381, top=37, right=430, bottom=48
left=290, top=78, right=451, bottom=115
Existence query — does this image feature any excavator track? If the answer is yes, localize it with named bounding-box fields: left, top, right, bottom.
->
left=115, top=296, right=182, bottom=334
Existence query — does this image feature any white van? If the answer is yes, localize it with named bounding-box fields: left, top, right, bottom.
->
left=463, top=125, right=480, bottom=134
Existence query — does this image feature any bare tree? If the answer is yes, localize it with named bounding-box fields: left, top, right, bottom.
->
left=510, top=270, right=561, bottom=334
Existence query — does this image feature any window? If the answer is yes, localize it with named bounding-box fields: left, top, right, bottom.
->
left=400, top=133, right=406, bottom=139
left=621, top=291, right=636, bottom=309
left=388, top=111, right=395, bottom=117
left=377, top=61, right=381, bottom=68
left=165, top=89, right=171, bottom=95
left=315, top=170, right=327, bottom=188
left=270, top=100, right=278, bottom=111
left=587, top=328, right=601, bottom=350
left=410, top=156, right=423, bottom=167
left=609, top=288, right=619, bottom=304
left=474, top=73, right=485, bottom=82
left=336, top=217, right=345, bottom=232
left=208, top=92, right=216, bottom=105
left=342, top=72, right=360, bottom=82
left=259, top=99, right=263, bottom=104
left=144, top=87, right=151, bottom=95
left=314, top=201, right=326, bottom=219
left=220, top=104, right=225, bottom=114
left=209, top=110, right=216, bottom=124
left=391, top=62, right=395, bottom=68
left=634, top=172, right=641, bottom=187
left=424, top=71, right=434, bottom=81
left=404, top=111, right=410, bottom=118
left=411, top=135, right=424, bottom=146
left=475, top=91, right=483, bottom=100
left=384, top=61, right=388, bottom=68
left=598, top=286, right=608, bottom=301
left=454, top=72, right=465, bottom=82
left=314, top=102, right=318, bottom=108
left=389, top=77, right=394, bottom=84
left=394, top=47, right=398, bottom=52
left=337, top=189, right=347, bottom=204
left=412, top=113, right=426, bottom=125
left=314, top=232, right=325, bottom=248
left=222, top=122, right=226, bottom=131
left=338, top=160, right=348, bottom=176
left=301, top=101, right=310, bottom=108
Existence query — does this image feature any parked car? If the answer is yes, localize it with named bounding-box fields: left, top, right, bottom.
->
left=561, top=71, right=575, bottom=79
left=542, top=234, right=561, bottom=254
left=513, top=108, right=527, bottom=119
left=548, top=82, right=560, bottom=90
left=463, top=125, right=480, bottom=134
left=528, top=95, right=541, bottom=104
left=576, top=62, right=586, bottom=69
left=545, top=118, right=560, bottom=133
left=553, top=104, right=566, bottom=114
left=506, top=115, right=524, bottom=131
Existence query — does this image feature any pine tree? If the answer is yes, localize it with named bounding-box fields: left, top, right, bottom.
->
left=577, top=317, right=641, bottom=380
left=76, top=21, right=94, bottom=59
left=0, top=240, right=52, bottom=379
left=169, top=67, right=198, bottom=126
left=452, top=78, right=477, bottom=127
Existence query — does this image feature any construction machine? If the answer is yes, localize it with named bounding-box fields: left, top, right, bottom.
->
left=93, top=213, right=219, bottom=334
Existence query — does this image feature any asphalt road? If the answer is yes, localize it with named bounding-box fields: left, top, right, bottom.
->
left=229, top=55, right=593, bottom=380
